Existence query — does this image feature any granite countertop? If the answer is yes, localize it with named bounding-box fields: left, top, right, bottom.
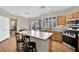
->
left=40, top=28, right=65, bottom=32
left=40, top=25, right=67, bottom=32
left=18, top=30, right=53, bottom=40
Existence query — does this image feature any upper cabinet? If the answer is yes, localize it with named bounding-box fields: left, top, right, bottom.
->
left=72, top=12, right=79, bottom=18
left=57, top=16, right=66, bottom=25
left=66, top=14, right=72, bottom=20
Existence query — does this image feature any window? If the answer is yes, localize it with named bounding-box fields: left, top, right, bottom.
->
left=43, top=18, right=49, bottom=28
left=31, top=20, right=40, bottom=30
left=42, top=16, right=56, bottom=29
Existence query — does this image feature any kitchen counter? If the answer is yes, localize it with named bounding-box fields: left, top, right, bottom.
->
left=18, top=30, right=52, bottom=40
left=40, top=29, right=65, bottom=32
left=41, top=25, right=68, bottom=32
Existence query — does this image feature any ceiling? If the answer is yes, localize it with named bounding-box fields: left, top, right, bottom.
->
left=0, top=6, right=71, bottom=18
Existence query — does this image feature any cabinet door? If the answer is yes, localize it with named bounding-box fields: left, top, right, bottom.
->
left=57, top=16, right=66, bottom=25
left=52, top=31, right=63, bottom=42
left=72, top=12, right=79, bottom=18
left=0, top=16, right=10, bottom=42
left=66, top=14, right=72, bottom=20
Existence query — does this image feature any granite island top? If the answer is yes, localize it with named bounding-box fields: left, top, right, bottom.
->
left=18, top=30, right=53, bottom=40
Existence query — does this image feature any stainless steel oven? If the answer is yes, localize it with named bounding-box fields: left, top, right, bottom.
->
left=63, top=30, right=78, bottom=52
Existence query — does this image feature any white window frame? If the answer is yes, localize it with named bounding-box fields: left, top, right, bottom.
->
left=41, top=16, right=57, bottom=29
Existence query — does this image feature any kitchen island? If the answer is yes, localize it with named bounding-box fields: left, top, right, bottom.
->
left=18, top=30, right=52, bottom=52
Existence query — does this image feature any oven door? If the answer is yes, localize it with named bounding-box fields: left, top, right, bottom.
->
left=63, top=35, right=76, bottom=48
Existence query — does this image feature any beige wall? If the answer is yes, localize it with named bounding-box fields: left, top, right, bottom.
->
left=16, top=16, right=31, bottom=31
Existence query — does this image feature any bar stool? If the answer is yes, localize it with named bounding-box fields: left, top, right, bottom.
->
left=23, top=36, right=37, bottom=52
left=16, top=33, right=25, bottom=52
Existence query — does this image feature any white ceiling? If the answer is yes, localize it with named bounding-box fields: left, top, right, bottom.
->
left=0, top=6, right=71, bottom=18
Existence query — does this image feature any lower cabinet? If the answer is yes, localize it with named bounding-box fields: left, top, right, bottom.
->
left=30, top=37, right=49, bottom=52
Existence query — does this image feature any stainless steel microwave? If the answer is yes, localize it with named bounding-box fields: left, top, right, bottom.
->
left=66, top=19, right=79, bottom=26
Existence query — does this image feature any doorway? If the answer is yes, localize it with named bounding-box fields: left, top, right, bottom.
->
left=10, top=16, right=17, bottom=36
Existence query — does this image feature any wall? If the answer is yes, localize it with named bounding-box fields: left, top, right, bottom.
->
left=0, top=8, right=11, bottom=17
left=17, top=16, right=31, bottom=31
left=0, top=16, right=10, bottom=42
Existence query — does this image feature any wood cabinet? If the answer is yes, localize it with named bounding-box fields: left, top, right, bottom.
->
left=51, top=31, right=74, bottom=52
left=66, top=12, right=79, bottom=20
left=57, top=16, right=66, bottom=25
left=57, top=12, right=79, bottom=25
left=48, top=31, right=63, bottom=51
left=72, top=12, right=79, bottom=18
left=66, top=14, right=72, bottom=20
left=52, top=31, right=63, bottom=42
left=48, top=35, right=53, bottom=52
